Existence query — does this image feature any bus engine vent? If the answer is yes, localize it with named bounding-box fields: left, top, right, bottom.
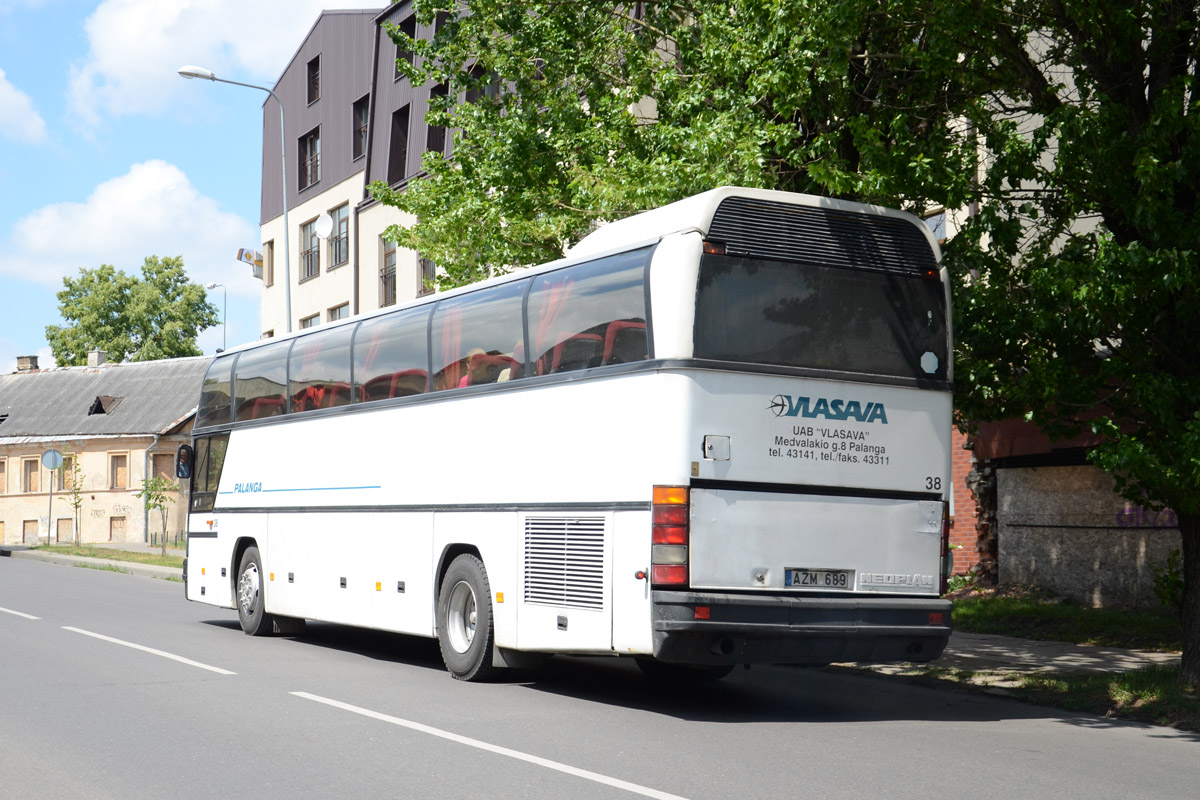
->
left=708, top=196, right=937, bottom=275
left=523, top=516, right=606, bottom=611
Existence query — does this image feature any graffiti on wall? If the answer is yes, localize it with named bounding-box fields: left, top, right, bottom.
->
left=1116, top=506, right=1178, bottom=529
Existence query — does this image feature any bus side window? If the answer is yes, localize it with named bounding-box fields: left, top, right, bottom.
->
left=290, top=324, right=355, bottom=412
left=529, top=248, right=651, bottom=376
left=233, top=340, right=291, bottom=421
left=431, top=280, right=527, bottom=391
left=354, top=306, right=431, bottom=402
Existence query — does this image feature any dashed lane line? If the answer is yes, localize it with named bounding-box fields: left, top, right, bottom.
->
left=291, top=691, right=691, bottom=800
left=62, top=627, right=237, bottom=675
left=0, top=606, right=40, bottom=620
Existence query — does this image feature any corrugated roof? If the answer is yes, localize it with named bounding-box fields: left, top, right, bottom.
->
left=0, top=356, right=211, bottom=438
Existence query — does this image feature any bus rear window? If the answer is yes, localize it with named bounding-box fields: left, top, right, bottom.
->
left=694, top=255, right=948, bottom=382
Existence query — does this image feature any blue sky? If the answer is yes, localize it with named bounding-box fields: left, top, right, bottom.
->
left=0, top=0, right=373, bottom=370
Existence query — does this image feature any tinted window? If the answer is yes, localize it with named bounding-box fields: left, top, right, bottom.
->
left=233, top=340, right=291, bottom=421
left=196, top=356, right=235, bottom=428
left=431, top=280, right=528, bottom=390
left=190, top=433, right=229, bottom=512
left=354, top=306, right=431, bottom=401
left=290, top=325, right=355, bottom=412
left=528, top=249, right=650, bottom=376
left=695, top=255, right=948, bottom=381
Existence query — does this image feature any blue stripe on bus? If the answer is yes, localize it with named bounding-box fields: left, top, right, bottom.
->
left=217, top=485, right=382, bottom=495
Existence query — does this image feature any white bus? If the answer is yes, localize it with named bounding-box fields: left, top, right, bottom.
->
left=178, top=187, right=953, bottom=681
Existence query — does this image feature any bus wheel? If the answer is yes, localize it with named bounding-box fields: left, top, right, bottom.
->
left=436, top=554, right=496, bottom=681
left=635, top=658, right=734, bottom=683
left=236, top=546, right=276, bottom=636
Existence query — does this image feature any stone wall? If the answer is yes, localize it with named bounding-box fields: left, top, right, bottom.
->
left=997, top=465, right=1180, bottom=608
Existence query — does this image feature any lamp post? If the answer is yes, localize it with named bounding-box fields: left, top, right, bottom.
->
left=179, top=65, right=292, bottom=333
left=205, top=282, right=226, bottom=352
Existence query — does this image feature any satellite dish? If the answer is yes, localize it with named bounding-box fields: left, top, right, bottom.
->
left=314, top=213, right=334, bottom=240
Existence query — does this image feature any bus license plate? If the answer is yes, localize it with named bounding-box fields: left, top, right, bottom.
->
left=786, top=568, right=853, bottom=590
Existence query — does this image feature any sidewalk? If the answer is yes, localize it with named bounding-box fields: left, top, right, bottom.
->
left=1, top=544, right=1182, bottom=678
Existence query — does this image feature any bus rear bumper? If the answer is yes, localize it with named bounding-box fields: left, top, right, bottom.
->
left=650, top=590, right=951, bottom=667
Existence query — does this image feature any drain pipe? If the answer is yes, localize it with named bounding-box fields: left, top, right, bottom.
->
left=142, top=434, right=161, bottom=543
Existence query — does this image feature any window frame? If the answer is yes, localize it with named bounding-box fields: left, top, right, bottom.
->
left=300, top=218, right=320, bottom=282
left=329, top=204, right=350, bottom=269
left=21, top=457, right=38, bottom=493
left=352, top=94, right=370, bottom=161
left=381, top=238, right=398, bottom=307
left=328, top=303, right=350, bottom=322
left=299, top=314, right=320, bottom=330
left=298, top=126, right=321, bottom=190
left=306, top=55, right=321, bottom=105
left=109, top=452, right=129, bottom=490
left=264, top=240, right=275, bottom=287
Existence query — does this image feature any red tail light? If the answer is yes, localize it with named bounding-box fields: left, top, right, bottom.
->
left=652, top=485, right=689, bottom=587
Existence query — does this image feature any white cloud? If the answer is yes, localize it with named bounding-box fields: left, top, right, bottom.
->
left=69, top=0, right=371, bottom=125
left=0, top=67, right=47, bottom=143
left=1, top=159, right=260, bottom=298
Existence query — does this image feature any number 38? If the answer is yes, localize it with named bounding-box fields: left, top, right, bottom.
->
left=925, top=476, right=942, bottom=490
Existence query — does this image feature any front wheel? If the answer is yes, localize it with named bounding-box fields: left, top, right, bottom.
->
left=236, top=545, right=275, bottom=636
left=436, top=554, right=496, bottom=681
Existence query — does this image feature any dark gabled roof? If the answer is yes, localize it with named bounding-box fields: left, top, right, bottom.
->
left=0, top=356, right=211, bottom=439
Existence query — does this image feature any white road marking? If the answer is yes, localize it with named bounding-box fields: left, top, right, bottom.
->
left=62, top=627, right=237, bottom=675
left=291, top=691, right=690, bottom=800
left=0, top=606, right=40, bottom=620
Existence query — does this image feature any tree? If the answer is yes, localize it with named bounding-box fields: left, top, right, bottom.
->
left=137, top=474, right=178, bottom=556
left=45, top=255, right=218, bottom=365
left=57, top=451, right=85, bottom=547
left=371, top=0, right=995, bottom=286
left=375, top=1, right=1200, bottom=684
left=947, top=1, right=1200, bottom=685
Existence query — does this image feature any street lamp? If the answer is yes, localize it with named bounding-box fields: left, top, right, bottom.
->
left=179, top=64, right=292, bottom=333
left=205, top=282, right=226, bottom=352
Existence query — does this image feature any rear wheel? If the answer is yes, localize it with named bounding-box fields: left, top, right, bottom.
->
left=236, top=546, right=275, bottom=636
left=436, top=554, right=496, bottom=681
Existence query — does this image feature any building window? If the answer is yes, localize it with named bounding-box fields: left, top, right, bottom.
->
left=152, top=453, right=174, bottom=481
left=426, top=83, right=448, bottom=156
left=55, top=454, right=77, bottom=492
left=329, top=204, right=349, bottom=268
left=264, top=240, right=274, bottom=287
left=328, top=303, right=350, bottom=322
left=0, top=458, right=6, bottom=493
left=381, top=239, right=397, bottom=307
left=300, top=314, right=320, bottom=330
left=299, top=126, right=321, bottom=190
left=307, top=56, right=320, bottom=104
left=465, top=65, right=500, bottom=105
left=387, top=105, right=410, bottom=185
left=395, top=16, right=416, bottom=80
left=300, top=218, right=320, bottom=281
left=418, top=258, right=437, bottom=296
left=22, top=458, right=38, bottom=493
left=262, top=329, right=275, bottom=339
left=352, top=95, right=370, bottom=160
left=110, top=453, right=128, bottom=490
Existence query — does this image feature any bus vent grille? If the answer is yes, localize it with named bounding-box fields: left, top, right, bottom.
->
left=523, top=516, right=606, bottom=611
left=708, top=196, right=937, bottom=274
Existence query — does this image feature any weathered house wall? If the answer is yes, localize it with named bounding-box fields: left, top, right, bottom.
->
left=997, top=465, right=1180, bottom=607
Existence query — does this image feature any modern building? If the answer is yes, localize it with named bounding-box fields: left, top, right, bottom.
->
left=0, top=353, right=210, bottom=546
left=257, top=4, right=446, bottom=339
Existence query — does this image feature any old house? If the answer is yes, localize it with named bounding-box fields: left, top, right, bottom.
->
left=0, top=353, right=211, bottom=545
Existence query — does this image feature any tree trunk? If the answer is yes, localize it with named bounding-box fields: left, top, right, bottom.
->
left=1180, top=510, right=1200, bottom=687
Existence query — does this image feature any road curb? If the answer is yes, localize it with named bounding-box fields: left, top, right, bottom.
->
left=2, top=548, right=182, bottom=581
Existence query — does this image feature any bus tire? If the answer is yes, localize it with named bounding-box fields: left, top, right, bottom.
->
left=436, top=554, right=496, bottom=681
left=236, top=546, right=276, bottom=637
left=635, top=658, right=734, bottom=683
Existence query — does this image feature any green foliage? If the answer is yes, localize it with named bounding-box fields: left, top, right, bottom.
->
left=372, top=0, right=992, bottom=286
left=1154, top=549, right=1185, bottom=617
left=137, top=474, right=179, bottom=556
left=45, top=255, right=218, bottom=365
left=57, top=451, right=85, bottom=547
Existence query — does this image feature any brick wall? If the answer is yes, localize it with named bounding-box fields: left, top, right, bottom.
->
left=949, top=428, right=979, bottom=574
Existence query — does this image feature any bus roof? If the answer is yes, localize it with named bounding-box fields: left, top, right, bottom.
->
left=566, top=187, right=934, bottom=259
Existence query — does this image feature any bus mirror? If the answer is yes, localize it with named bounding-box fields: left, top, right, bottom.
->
left=176, top=444, right=194, bottom=480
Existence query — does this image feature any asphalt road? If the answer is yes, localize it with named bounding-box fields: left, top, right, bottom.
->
left=2, top=557, right=1197, bottom=800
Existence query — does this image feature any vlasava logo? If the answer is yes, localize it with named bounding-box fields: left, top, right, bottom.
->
left=769, top=394, right=889, bottom=424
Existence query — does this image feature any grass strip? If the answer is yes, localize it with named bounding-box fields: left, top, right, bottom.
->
left=35, top=544, right=184, bottom=570
left=951, top=588, right=1182, bottom=652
